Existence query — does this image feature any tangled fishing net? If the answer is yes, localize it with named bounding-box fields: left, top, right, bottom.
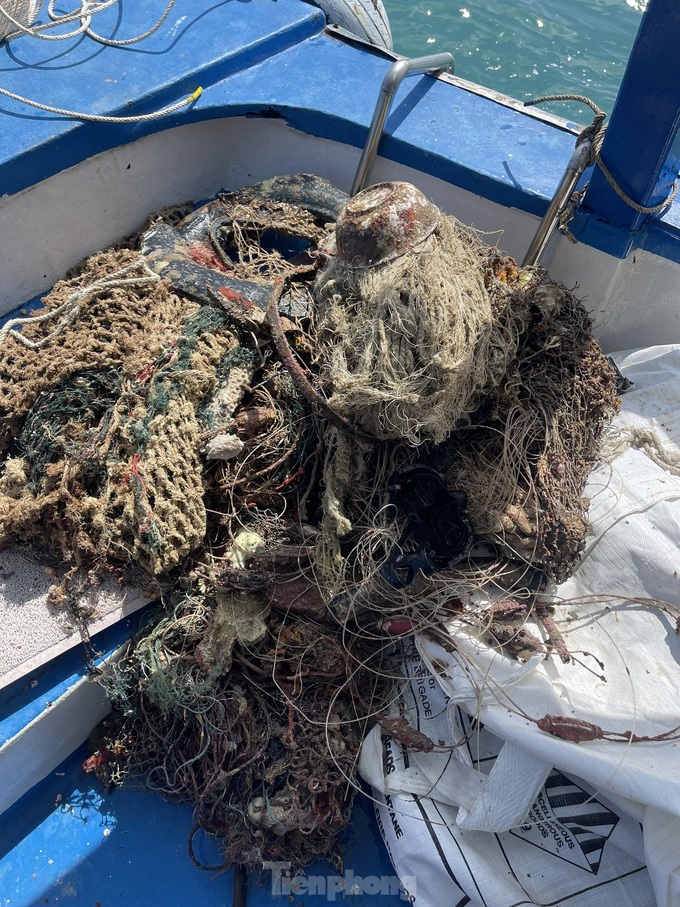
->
left=313, top=182, right=618, bottom=584
left=94, top=581, right=382, bottom=870
left=314, top=188, right=518, bottom=445
left=0, top=175, right=620, bottom=871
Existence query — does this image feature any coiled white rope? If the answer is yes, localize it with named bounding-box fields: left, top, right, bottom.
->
left=0, top=0, right=175, bottom=44
left=0, top=0, right=202, bottom=122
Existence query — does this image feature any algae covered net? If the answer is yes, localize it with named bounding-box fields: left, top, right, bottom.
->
left=0, top=175, right=620, bottom=870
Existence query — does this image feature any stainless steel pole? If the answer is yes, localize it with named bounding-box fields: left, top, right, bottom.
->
left=351, top=53, right=455, bottom=197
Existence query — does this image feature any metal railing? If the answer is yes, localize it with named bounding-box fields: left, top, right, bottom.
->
left=351, top=52, right=455, bottom=196
left=521, top=137, right=595, bottom=267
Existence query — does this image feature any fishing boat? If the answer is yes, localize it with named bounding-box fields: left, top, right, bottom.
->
left=1, top=0, right=679, bottom=904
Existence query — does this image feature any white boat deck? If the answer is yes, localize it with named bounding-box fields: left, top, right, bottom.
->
left=0, top=550, right=147, bottom=689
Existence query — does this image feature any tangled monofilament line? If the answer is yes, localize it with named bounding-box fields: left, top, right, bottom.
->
left=315, top=216, right=514, bottom=446
left=98, top=591, right=391, bottom=870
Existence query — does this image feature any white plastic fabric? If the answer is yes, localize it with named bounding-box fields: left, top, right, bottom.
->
left=359, top=345, right=680, bottom=907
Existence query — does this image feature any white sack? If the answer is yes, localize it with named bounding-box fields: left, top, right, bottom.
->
left=360, top=345, right=680, bottom=907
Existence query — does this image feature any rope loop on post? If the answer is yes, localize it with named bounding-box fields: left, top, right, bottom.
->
left=525, top=93, right=678, bottom=218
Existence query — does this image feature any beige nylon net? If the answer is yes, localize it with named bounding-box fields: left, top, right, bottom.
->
left=0, top=247, right=246, bottom=578
left=314, top=216, right=523, bottom=445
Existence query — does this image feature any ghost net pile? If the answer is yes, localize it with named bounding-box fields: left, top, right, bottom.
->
left=0, top=175, right=620, bottom=872
left=312, top=182, right=619, bottom=599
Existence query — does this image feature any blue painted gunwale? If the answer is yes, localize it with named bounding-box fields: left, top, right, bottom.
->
left=0, top=0, right=576, bottom=206
left=3, top=0, right=678, bottom=267
left=0, top=606, right=154, bottom=746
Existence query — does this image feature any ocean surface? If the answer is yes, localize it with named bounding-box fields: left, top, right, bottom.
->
left=383, top=0, right=647, bottom=123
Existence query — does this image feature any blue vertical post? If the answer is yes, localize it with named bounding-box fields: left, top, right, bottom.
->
left=582, top=0, right=680, bottom=245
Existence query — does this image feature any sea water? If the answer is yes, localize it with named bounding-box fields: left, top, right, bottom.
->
left=384, top=0, right=647, bottom=123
